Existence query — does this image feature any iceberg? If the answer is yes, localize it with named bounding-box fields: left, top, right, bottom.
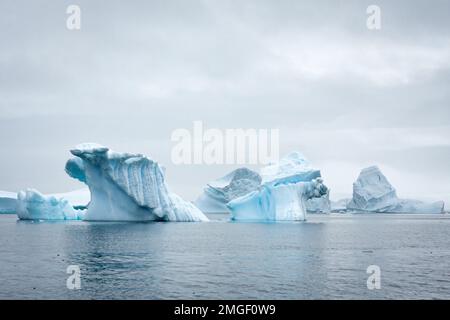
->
left=66, top=143, right=208, bottom=222
left=347, top=166, right=444, bottom=213
left=0, top=191, right=17, bottom=214
left=194, top=168, right=261, bottom=213
left=17, top=188, right=85, bottom=220
left=228, top=178, right=328, bottom=221
left=227, top=153, right=328, bottom=221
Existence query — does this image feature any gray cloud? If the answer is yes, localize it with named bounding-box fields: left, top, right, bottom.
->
left=0, top=0, right=449, bottom=205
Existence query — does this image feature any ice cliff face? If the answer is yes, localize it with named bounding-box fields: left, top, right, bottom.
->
left=17, top=189, right=85, bottom=220
left=194, top=168, right=261, bottom=213
left=347, top=166, right=444, bottom=213
left=66, top=143, right=208, bottom=222
left=0, top=191, right=17, bottom=214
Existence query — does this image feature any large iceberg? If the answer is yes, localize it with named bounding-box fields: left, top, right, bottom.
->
left=194, top=168, right=261, bottom=213
left=0, top=191, right=17, bottom=214
left=347, top=166, right=444, bottom=213
left=17, top=189, right=85, bottom=220
left=227, top=152, right=328, bottom=221
left=65, top=143, right=208, bottom=222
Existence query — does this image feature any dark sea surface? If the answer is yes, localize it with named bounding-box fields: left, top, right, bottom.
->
left=0, top=213, right=449, bottom=299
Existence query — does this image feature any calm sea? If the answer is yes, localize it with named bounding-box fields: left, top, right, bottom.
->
left=0, top=213, right=449, bottom=299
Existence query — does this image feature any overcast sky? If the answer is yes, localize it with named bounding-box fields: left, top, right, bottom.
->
left=1, top=0, right=449, bottom=205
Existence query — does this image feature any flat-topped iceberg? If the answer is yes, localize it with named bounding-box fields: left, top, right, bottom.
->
left=66, top=143, right=208, bottom=222
left=194, top=168, right=261, bottom=213
left=227, top=153, right=328, bottom=221
left=17, top=189, right=85, bottom=220
left=347, top=166, right=444, bottom=213
left=0, top=191, right=17, bottom=214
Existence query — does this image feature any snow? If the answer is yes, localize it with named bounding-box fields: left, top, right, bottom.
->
left=16, top=189, right=85, bottom=220
left=347, top=166, right=444, bottom=213
left=66, top=143, right=208, bottom=222
left=0, top=191, right=17, bottom=214
left=194, top=168, right=261, bottom=213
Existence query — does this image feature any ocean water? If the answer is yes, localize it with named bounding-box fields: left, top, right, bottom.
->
left=0, top=213, right=449, bottom=299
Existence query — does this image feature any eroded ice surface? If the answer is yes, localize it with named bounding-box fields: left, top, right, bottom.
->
left=194, top=168, right=261, bottom=213
left=0, top=191, right=17, bottom=214
left=347, top=166, right=444, bottom=213
left=16, top=189, right=85, bottom=220
left=66, top=143, right=208, bottom=222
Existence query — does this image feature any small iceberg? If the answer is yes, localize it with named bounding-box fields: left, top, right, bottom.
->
left=347, top=166, right=444, bottom=213
left=17, top=189, right=85, bottom=220
left=0, top=191, right=17, bottom=214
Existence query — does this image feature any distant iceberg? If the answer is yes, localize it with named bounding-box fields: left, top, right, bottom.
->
left=0, top=191, right=17, bottom=214
left=194, top=168, right=261, bottom=213
left=227, top=152, right=328, bottom=221
left=66, top=143, right=208, bottom=222
left=347, top=166, right=444, bottom=213
left=17, top=189, right=85, bottom=220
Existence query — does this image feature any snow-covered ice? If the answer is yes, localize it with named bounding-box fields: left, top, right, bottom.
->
left=347, top=166, right=444, bottom=213
left=16, top=189, right=85, bottom=220
left=194, top=168, right=261, bottom=213
left=0, top=191, right=17, bottom=214
left=66, top=143, right=208, bottom=222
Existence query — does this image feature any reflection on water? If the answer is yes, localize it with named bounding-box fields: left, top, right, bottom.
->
left=0, top=213, right=449, bottom=299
